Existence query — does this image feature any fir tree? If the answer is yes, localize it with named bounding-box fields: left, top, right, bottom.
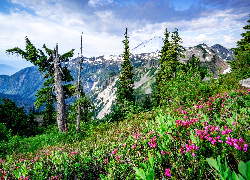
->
left=116, top=28, right=135, bottom=107
left=228, top=14, right=250, bottom=80
left=110, top=28, right=135, bottom=122
left=180, top=54, right=209, bottom=80
left=154, top=28, right=185, bottom=107
left=6, top=37, right=75, bottom=133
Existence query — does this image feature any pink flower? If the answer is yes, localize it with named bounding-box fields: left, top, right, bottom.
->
left=132, top=144, right=136, bottom=149
left=161, top=151, right=166, bottom=155
left=165, top=168, right=171, bottom=177
left=239, top=138, right=244, bottom=143
left=112, top=149, right=118, bottom=155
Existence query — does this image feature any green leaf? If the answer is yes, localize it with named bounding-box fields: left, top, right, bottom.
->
left=223, top=168, right=231, bottom=179
left=141, top=163, right=147, bottom=172
left=156, top=151, right=162, bottom=164
left=147, top=173, right=154, bottom=180
left=148, top=152, right=154, bottom=168
left=133, top=167, right=146, bottom=179
left=238, top=161, right=247, bottom=178
left=217, top=155, right=222, bottom=171
left=232, top=171, right=240, bottom=180
left=246, top=161, right=250, bottom=179
left=206, top=158, right=220, bottom=171
left=190, top=130, right=197, bottom=144
left=238, top=174, right=246, bottom=180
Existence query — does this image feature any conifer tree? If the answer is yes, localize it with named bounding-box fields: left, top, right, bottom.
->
left=116, top=28, right=135, bottom=107
left=6, top=37, right=75, bottom=133
left=154, top=28, right=185, bottom=107
left=180, top=54, right=209, bottom=80
left=228, top=14, right=250, bottom=80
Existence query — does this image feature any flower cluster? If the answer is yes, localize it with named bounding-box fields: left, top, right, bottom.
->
left=226, top=137, right=248, bottom=152
left=179, top=141, right=199, bottom=156
left=161, top=151, right=170, bottom=155
left=148, top=136, right=157, bottom=148
left=49, top=175, right=61, bottom=180
left=112, top=149, right=118, bottom=155
left=104, top=158, right=108, bottom=165
left=165, top=168, right=171, bottom=177
left=175, top=118, right=199, bottom=128
left=221, top=126, right=232, bottom=135
left=18, top=176, right=30, bottom=180
left=133, top=133, right=140, bottom=140
left=115, top=155, right=121, bottom=163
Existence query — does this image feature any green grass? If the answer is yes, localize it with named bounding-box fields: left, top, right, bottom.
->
left=0, top=70, right=250, bottom=179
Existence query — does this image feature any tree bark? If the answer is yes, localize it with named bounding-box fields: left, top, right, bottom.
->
left=53, top=43, right=67, bottom=133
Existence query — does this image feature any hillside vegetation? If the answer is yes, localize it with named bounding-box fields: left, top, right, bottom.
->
left=1, top=17, right=250, bottom=180
left=0, top=63, right=249, bottom=179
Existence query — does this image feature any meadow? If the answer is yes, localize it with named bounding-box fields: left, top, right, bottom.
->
left=0, top=67, right=250, bottom=180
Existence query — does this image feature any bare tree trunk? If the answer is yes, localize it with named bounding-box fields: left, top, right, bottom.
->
left=53, top=43, right=67, bottom=133
left=76, top=32, right=83, bottom=133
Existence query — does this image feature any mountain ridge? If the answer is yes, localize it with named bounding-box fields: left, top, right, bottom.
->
left=0, top=42, right=235, bottom=119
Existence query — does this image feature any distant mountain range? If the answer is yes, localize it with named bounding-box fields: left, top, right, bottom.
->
left=0, top=64, right=21, bottom=76
left=130, top=36, right=235, bottom=62
left=0, top=36, right=236, bottom=118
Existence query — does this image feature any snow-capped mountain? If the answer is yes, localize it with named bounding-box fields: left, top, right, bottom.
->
left=210, top=44, right=234, bottom=61
left=130, top=36, right=234, bottom=62
left=131, top=36, right=164, bottom=54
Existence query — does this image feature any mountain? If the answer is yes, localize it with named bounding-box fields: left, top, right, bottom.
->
left=211, top=44, right=235, bottom=61
left=0, top=64, right=21, bottom=76
left=0, top=93, right=36, bottom=113
left=131, top=36, right=234, bottom=62
left=0, top=39, right=236, bottom=119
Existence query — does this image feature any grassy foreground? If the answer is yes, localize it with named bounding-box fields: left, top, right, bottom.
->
left=0, top=73, right=250, bottom=179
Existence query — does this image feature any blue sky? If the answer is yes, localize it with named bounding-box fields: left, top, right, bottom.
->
left=0, top=0, right=249, bottom=69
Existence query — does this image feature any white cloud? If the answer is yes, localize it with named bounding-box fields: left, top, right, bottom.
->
left=1, top=0, right=249, bottom=69
left=89, top=0, right=114, bottom=7
left=223, top=34, right=237, bottom=44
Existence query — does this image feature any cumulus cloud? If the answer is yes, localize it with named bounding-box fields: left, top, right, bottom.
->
left=223, top=34, right=237, bottom=44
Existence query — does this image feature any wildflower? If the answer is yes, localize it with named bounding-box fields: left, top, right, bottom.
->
left=112, top=149, right=118, bottom=155
left=239, top=138, right=244, bottom=143
left=132, top=144, right=136, bottom=149
left=165, top=168, right=171, bottom=177
left=104, top=158, right=108, bottom=165
left=161, top=151, right=166, bottom=155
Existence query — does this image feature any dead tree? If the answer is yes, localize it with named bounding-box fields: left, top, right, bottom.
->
left=76, top=32, right=83, bottom=133
left=52, top=43, right=67, bottom=133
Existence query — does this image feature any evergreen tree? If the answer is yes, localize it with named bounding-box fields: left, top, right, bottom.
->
left=6, top=37, right=75, bottom=133
left=110, top=28, right=135, bottom=122
left=116, top=28, right=135, bottom=107
left=154, top=28, right=186, bottom=107
left=0, top=98, right=39, bottom=138
left=179, top=54, right=209, bottom=80
left=228, top=14, right=250, bottom=80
